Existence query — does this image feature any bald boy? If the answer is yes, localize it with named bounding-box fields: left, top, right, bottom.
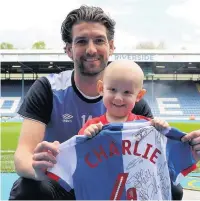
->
left=102, top=60, right=145, bottom=94
left=78, top=60, right=169, bottom=136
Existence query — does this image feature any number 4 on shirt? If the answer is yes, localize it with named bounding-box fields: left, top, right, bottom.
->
left=110, top=173, right=137, bottom=200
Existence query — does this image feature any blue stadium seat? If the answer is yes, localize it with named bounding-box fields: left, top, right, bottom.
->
left=1, top=80, right=200, bottom=120
left=143, top=80, right=200, bottom=119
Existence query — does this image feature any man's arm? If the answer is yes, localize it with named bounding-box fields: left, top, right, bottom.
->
left=14, top=119, right=46, bottom=179
left=14, top=77, right=57, bottom=180
left=182, top=130, right=200, bottom=162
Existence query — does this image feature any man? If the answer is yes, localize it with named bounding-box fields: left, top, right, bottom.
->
left=9, top=5, right=200, bottom=200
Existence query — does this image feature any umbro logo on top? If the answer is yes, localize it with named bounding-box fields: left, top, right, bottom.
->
left=62, top=114, right=73, bottom=122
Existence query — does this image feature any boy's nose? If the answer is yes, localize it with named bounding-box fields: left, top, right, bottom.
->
left=113, top=94, right=123, bottom=105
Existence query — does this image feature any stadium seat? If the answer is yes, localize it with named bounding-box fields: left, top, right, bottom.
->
left=1, top=80, right=200, bottom=120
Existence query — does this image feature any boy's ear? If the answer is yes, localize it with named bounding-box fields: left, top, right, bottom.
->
left=136, top=89, right=146, bottom=102
left=97, top=80, right=104, bottom=96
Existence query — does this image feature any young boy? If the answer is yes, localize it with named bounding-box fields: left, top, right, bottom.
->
left=79, top=60, right=169, bottom=136
left=46, top=60, right=196, bottom=200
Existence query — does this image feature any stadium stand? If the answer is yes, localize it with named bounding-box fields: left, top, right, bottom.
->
left=1, top=80, right=34, bottom=120
left=143, top=81, right=200, bottom=120
left=1, top=50, right=199, bottom=121
left=1, top=79, right=199, bottom=121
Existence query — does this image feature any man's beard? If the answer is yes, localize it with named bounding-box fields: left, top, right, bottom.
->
left=75, top=57, right=107, bottom=76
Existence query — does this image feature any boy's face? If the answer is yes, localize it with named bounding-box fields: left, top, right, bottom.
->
left=99, top=71, right=145, bottom=118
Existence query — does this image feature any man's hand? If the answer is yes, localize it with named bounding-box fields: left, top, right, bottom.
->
left=151, top=118, right=170, bottom=131
left=84, top=122, right=103, bottom=138
left=32, top=141, right=60, bottom=181
left=181, top=130, right=200, bottom=161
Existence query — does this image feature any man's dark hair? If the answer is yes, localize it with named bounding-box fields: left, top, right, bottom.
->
left=61, top=5, right=116, bottom=44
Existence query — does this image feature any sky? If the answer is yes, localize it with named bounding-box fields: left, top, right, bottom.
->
left=0, top=0, right=200, bottom=51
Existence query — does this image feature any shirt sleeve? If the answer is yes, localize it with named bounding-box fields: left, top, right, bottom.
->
left=18, top=77, right=53, bottom=125
left=166, top=128, right=197, bottom=185
left=46, top=139, right=77, bottom=192
left=132, top=99, right=154, bottom=118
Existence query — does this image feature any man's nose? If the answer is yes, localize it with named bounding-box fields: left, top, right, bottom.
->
left=86, top=40, right=97, bottom=55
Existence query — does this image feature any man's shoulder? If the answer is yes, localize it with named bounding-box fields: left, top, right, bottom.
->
left=45, top=70, right=73, bottom=91
left=132, top=99, right=153, bottom=118
left=135, top=98, right=147, bottom=107
left=134, top=115, right=151, bottom=121
left=132, top=99, right=148, bottom=113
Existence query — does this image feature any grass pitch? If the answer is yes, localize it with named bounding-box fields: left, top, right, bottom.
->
left=1, top=121, right=200, bottom=172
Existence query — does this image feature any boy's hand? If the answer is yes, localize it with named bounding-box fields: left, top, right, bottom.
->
left=151, top=118, right=170, bottom=131
left=84, top=122, right=103, bottom=138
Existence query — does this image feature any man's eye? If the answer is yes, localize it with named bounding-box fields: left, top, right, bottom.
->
left=77, top=40, right=86, bottom=44
left=96, top=39, right=104, bottom=44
